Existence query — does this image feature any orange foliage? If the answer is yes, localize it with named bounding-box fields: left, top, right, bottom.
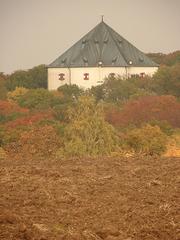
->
left=106, top=95, right=180, bottom=128
left=5, top=111, right=53, bottom=128
left=7, top=125, right=62, bottom=158
left=0, top=100, right=29, bottom=115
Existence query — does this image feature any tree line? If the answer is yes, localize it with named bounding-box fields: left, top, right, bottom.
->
left=0, top=51, right=180, bottom=159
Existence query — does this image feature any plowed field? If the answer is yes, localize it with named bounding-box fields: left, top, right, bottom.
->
left=0, top=156, right=179, bottom=240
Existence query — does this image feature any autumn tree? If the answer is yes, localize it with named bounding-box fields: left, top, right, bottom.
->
left=124, top=124, right=167, bottom=155
left=16, top=88, right=61, bottom=109
left=8, top=125, right=62, bottom=158
left=60, top=96, right=119, bottom=157
left=147, top=51, right=180, bottom=66
left=7, top=87, right=29, bottom=102
left=106, top=95, right=180, bottom=128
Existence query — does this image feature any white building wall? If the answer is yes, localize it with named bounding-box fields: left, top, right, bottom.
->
left=127, top=67, right=158, bottom=77
left=102, top=67, right=127, bottom=80
left=48, top=67, right=158, bottom=90
left=48, top=68, right=70, bottom=90
left=70, top=67, right=100, bottom=89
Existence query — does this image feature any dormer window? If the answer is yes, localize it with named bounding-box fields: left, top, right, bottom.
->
left=112, top=56, right=117, bottom=65
left=59, top=73, right=65, bottom=81
left=84, top=73, right=89, bottom=80
left=83, top=57, right=88, bottom=66
left=98, top=61, right=103, bottom=66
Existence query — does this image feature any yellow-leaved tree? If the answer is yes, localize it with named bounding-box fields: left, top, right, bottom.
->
left=7, top=87, right=29, bottom=102
left=59, top=96, right=119, bottom=157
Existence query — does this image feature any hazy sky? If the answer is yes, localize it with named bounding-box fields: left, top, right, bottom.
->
left=0, top=0, right=180, bottom=74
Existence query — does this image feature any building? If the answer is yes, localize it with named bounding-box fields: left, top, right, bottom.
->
left=48, top=19, right=158, bottom=90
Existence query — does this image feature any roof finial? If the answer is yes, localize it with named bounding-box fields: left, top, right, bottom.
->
left=101, top=15, right=104, bottom=22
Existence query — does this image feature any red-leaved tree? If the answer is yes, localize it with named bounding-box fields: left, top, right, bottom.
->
left=106, top=95, right=180, bottom=128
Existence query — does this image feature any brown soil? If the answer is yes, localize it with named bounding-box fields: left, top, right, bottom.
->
left=0, top=156, right=179, bottom=240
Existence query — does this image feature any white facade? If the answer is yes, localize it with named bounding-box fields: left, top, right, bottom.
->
left=48, top=67, right=158, bottom=90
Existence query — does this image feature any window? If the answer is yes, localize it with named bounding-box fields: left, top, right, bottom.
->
left=59, top=73, right=65, bottom=81
left=140, top=72, right=145, bottom=78
left=84, top=73, right=89, bottom=80
left=109, top=73, right=115, bottom=78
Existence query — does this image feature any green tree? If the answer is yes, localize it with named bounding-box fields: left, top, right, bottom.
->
left=6, top=70, right=32, bottom=91
left=58, top=84, right=83, bottom=99
left=28, top=64, right=47, bottom=89
left=0, top=73, right=8, bottom=99
left=6, top=65, right=47, bottom=91
left=17, top=88, right=60, bottom=109
left=153, top=64, right=180, bottom=97
left=90, top=84, right=106, bottom=101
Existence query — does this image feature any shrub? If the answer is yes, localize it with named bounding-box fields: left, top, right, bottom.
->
left=124, top=124, right=167, bottom=155
left=0, top=147, right=7, bottom=160
left=106, top=95, right=180, bottom=128
left=60, top=96, right=119, bottom=157
left=52, top=104, right=70, bottom=122
left=7, top=87, right=29, bottom=102
left=16, top=88, right=61, bottom=109
left=5, top=111, right=54, bottom=128
left=0, top=126, right=28, bottom=146
left=9, top=125, right=62, bottom=158
left=0, top=100, right=29, bottom=116
left=58, top=84, right=83, bottom=99
left=148, top=120, right=174, bottom=136
left=0, top=100, right=29, bottom=124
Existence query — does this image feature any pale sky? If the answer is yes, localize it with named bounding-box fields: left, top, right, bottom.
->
left=0, top=0, right=180, bottom=74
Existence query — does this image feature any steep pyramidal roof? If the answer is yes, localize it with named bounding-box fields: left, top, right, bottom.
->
left=49, top=21, right=158, bottom=68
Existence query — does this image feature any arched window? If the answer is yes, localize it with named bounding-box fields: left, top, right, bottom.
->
left=140, top=72, right=145, bottom=78
left=84, top=73, right=89, bottom=80
left=59, top=73, right=65, bottom=81
left=109, top=73, right=115, bottom=78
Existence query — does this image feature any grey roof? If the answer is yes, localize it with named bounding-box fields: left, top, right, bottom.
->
left=49, top=21, right=158, bottom=68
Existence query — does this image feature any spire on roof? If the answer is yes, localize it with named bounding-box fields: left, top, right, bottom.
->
left=101, top=15, right=104, bottom=22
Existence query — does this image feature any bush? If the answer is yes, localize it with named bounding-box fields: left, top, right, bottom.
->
left=124, top=124, right=167, bottom=155
left=58, top=84, right=83, bottom=99
left=0, top=100, right=29, bottom=124
left=16, top=88, right=61, bottom=109
left=0, top=147, right=7, bottom=160
left=0, top=100, right=29, bottom=116
left=7, top=87, right=29, bottom=102
left=9, top=125, right=62, bottom=158
left=5, top=111, right=54, bottom=128
left=0, top=126, right=26, bottom=146
left=148, top=120, right=174, bottom=136
left=106, top=95, right=180, bottom=128
left=52, top=104, right=69, bottom=122
left=60, top=96, right=119, bottom=157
